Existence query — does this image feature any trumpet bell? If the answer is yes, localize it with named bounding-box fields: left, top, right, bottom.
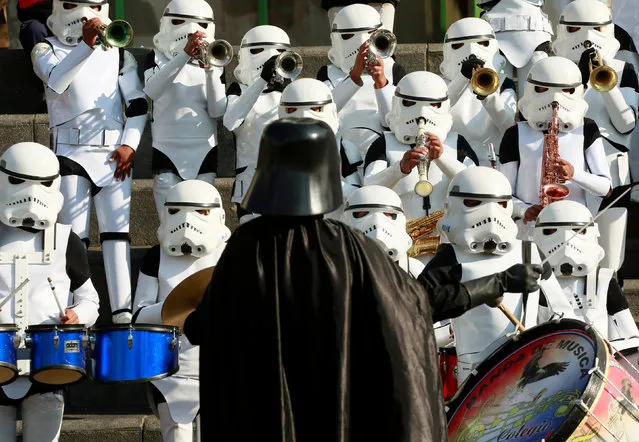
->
left=470, top=67, right=500, bottom=97
left=542, top=183, right=570, bottom=201
left=104, top=20, right=133, bottom=48
left=414, top=180, right=434, bottom=197
left=276, top=51, right=303, bottom=80
left=369, top=29, right=397, bottom=59
left=206, top=39, right=233, bottom=67
left=590, top=65, right=618, bottom=93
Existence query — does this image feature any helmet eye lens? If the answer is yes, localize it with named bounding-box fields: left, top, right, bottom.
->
left=463, top=199, right=482, bottom=207
left=250, top=48, right=264, bottom=54
left=402, top=99, right=416, bottom=107
left=199, top=23, right=209, bottom=29
left=277, top=48, right=286, bottom=53
left=478, top=40, right=490, bottom=47
left=534, top=86, right=549, bottom=93
left=353, top=211, right=369, bottom=219
left=63, top=3, right=78, bottom=10
left=197, top=209, right=210, bottom=216
left=431, top=102, right=441, bottom=108
left=451, top=43, right=464, bottom=50
left=341, top=33, right=355, bottom=40
left=383, top=212, right=398, bottom=220
left=573, top=228, right=586, bottom=235
left=562, top=88, right=575, bottom=94
left=285, top=107, right=297, bottom=114
left=543, top=228, right=557, bottom=236
left=311, top=106, right=322, bottom=112
left=41, top=180, right=53, bottom=187
left=8, top=177, right=25, bottom=185
left=168, top=208, right=180, bottom=215
left=567, top=26, right=581, bottom=33
left=171, top=19, right=185, bottom=25
left=90, top=5, right=101, bottom=11
left=498, top=201, right=508, bottom=208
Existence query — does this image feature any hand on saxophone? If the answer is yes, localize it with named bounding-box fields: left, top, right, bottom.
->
left=554, top=158, right=574, bottom=181
left=523, top=204, right=543, bottom=224
left=82, top=17, right=104, bottom=48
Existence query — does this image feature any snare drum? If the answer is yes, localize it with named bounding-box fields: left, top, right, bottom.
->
left=439, top=344, right=457, bottom=401
left=447, top=319, right=639, bottom=441
left=25, top=324, right=87, bottom=386
left=90, top=324, right=179, bottom=384
left=0, top=325, right=19, bottom=386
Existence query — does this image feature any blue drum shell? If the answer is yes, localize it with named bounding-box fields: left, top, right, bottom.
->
left=90, top=325, right=180, bottom=384
left=0, top=325, right=18, bottom=387
left=26, top=325, right=87, bottom=386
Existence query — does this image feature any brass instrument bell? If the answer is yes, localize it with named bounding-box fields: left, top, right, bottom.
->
left=470, top=67, right=500, bottom=97
left=368, top=29, right=397, bottom=59
left=81, top=18, right=133, bottom=49
left=584, top=40, right=618, bottom=93
left=195, top=39, right=233, bottom=67
left=275, top=51, right=303, bottom=80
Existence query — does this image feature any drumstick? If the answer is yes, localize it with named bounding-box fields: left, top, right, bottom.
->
left=47, top=277, right=66, bottom=316
left=498, top=303, right=526, bottom=333
left=0, top=278, right=30, bottom=310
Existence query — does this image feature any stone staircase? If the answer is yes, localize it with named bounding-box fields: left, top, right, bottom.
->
left=2, top=43, right=639, bottom=440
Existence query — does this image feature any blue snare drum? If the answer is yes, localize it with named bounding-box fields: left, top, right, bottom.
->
left=0, top=325, right=19, bottom=386
left=90, top=325, right=180, bottom=384
left=25, top=324, right=87, bottom=386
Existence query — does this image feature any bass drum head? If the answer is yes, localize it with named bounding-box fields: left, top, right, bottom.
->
left=447, top=319, right=608, bottom=442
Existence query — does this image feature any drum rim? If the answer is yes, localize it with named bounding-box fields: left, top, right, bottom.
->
left=0, top=362, right=19, bottom=387
left=90, top=365, right=180, bottom=385
left=90, top=324, right=180, bottom=333
left=26, top=324, right=86, bottom=332
left=0, top=324, right=18, bottom=332
left=30, top=365, right=87, bottom=386
left=446, top=319, right=609, bottom=441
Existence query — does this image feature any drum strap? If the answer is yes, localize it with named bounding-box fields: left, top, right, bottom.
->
left=521, top=241, right=532, bottom=326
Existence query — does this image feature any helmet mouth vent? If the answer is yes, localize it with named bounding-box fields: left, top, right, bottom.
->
left=560, top=263, right=573, bottom=276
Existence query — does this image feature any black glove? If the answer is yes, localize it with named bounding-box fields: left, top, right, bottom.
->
left=260, top=55, right=278, bottom=82
left=463, top=264, right=543, bottom=309
left=461, top=54, right=485, bottom=80
left=578, top=47, right=596, bottom=86
left=265, top=77, right=291, bottom=93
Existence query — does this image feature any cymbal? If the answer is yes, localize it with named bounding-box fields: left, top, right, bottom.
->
left=161, top=266, right=215, bottom=329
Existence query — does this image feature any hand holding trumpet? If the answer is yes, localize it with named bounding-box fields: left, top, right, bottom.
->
left=82, top=17, right=103, bottom=48
left=399, top=132, right=444, bottom=174
left=184, top=31, right=209, bottom=68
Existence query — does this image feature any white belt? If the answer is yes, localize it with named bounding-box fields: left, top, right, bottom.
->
left=56, top=128, right=122, bottom=147
left=487, top=15, right=553, bottom=33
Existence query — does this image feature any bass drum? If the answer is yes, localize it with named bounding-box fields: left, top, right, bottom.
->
left=447, top=319, right=639, bottom=441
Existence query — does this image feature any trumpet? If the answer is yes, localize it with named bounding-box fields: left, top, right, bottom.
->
left=470, top=67, right=500, bottom=97
left=414, top=117, right=434, bottom=197
left=366, top=29, right=397, bottom=67
left=81, top=18, right=133, bottom=50
left=585, top=40, right=618, bottom=93
left=193, top=39, right=234, bottom=67
left=275, top=51, right=303, bottom=80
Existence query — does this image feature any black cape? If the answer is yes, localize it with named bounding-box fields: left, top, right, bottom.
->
left=184, top=216, right=446, bottom=442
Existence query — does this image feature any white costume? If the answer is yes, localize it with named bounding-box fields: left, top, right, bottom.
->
left=223, top=25, right=291, bottom=224
left=0, top=143, right=99, bottom=442
left=440, top=18, right=517, bottom=166
left=429, top=167, right=572, bottom=383
left=133, top=180, right=229, bottom=442
left=279, top=78, right=361, bottom=218
left=31, top=0, right=148, bottom=323
left=499, top=56, right=612, bottom=239
left=363, top=72, right=478, bottom=224
left=534, top=200, right=639, bottom=351
left=318, top=4, right=404, bottom=162
left=480, top=0, right=553, bottom=98
left=342, top=185, right=453, bottom=348
left=553, top=0, right=638, bottom=188
left=144, top=0, right=227, bottom=217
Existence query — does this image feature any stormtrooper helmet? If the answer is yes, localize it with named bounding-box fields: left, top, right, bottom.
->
left=279, top=79, right=339, bottom=134
left=534, top=200, right=604, bottom=277
left=157, top=180, right=231, bottom=257
left=234, top=25, right=291, bottom=86
left=343, top=186, right=413, bottom=261
left=0, top=142, right=64, bottom=230
left=438, top=166, right=518, bottom=255
left=386, top=71, right=453, bottom=144
left=518, top=56, right=589, bottom=132
left=328, top=4, right=382, bottom=74
left=153, top=0, right=215, bottom=60
left=553, top=0, right=620, bottom=62
left=47, top=0, right=111, bottom=46
left=477, top=0, right=545, bottom=10
left=440, top=17, right=506, bottom=80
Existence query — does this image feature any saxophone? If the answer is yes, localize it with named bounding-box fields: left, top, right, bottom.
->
left=539, top=101, right=570, bottom=207
left=406, top=210, right=444, bottom=257
left=414, top=117, right=434, bottom=197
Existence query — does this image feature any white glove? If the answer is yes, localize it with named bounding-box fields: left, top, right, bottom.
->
left=112, top=311, right=132, bottom=324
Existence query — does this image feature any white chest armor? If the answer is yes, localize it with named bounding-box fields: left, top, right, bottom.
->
left=234, top=86, right=281, bottom=171
left=45, top=38, right=123, bottom=128
left=515, top=122, right=588, bottom=206
left=451, top=86, right=504, bottom=166
left=151, top=53, right=218, bottom=180
left=383, top=132, right=458, bottom=220
left=559, top=269, right=613, bottom=339
left=452, top=241, right=540, bottom=358
left=328, top=62, right=394, bottom=134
